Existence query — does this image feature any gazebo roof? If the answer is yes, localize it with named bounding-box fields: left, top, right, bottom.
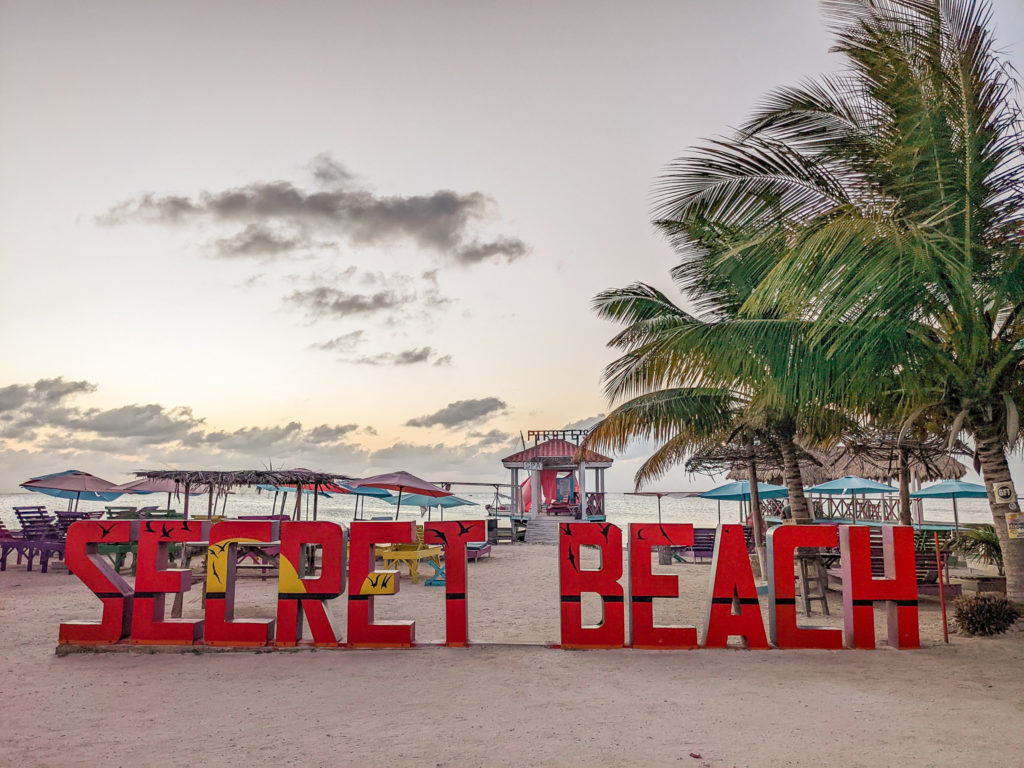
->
left=501, top=438, right=613, bottom=469
left=135, top=468, right=350, bottom=488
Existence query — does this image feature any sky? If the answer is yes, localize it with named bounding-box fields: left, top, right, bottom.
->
left=2, top=0, right=1024, bottom=493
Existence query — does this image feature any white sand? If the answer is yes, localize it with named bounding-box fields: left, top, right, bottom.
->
left=2, top=544, right=1023, bottom=767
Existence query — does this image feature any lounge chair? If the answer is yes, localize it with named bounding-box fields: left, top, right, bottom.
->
left=9, top=507, right=65, bottom=573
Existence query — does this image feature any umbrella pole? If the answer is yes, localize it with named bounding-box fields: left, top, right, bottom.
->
left=183, top=482, right=191, bottom=520
left=395, top=488, right=404, bottom=520
left=952, top=497, right=960, bottom=534
left=657, top=495, right=663, bottom=525
left=313, top=483, right=319, bottom=521
left=717, top=500, right=721, bottom=526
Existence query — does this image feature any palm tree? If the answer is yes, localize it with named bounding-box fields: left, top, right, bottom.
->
left=652, top=0, right=1024, bottom=601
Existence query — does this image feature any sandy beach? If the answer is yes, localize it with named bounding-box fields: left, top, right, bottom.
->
left=2, top=543, right=1023, bottom=768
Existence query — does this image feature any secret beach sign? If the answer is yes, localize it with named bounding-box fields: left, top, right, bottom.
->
left=58, top=520, right=921, bottom=650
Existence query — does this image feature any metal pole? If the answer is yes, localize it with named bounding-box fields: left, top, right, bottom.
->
left=952, top=496, right=960, bottom=533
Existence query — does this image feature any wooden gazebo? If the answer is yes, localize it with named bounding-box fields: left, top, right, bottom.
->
left=501, top=430, right=613, bottom=519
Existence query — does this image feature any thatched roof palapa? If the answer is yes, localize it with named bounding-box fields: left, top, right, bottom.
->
left=135, top=468, right=352, bottom=490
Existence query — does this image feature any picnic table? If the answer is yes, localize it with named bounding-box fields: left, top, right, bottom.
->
left=378, top=543, right=442, bottom=584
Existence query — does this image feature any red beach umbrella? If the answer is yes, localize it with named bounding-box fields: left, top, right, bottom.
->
left=347, top=471, right=451, bottom=519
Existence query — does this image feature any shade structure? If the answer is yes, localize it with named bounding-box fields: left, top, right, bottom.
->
left=699, top=481, right=789, bottom=502
left=911, top=480, right=988, bottom=532
left=380, top=492, right=477, bottom=520
left=256, top=484, right=337, bottom=497
left=805, top=476, right=898, bottom=495
left=114, top=477, right=210, bottom=495
left=348, top=471, right=451, bottom=518
left=910, top=480, right=988, bottom=499
left=115, top=477, right=209, bottom=510
left=21, top=470, right=124, bottom=511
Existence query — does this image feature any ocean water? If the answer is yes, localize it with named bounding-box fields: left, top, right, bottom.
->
left=0, top=488, right=998, bottom=532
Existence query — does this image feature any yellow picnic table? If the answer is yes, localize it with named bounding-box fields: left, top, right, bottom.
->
left=377, top=544, right=442, bottom=584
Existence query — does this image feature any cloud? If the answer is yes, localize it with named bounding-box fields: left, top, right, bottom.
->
left=309, top=153, right=356, bottom=187
left=364, top=432, right=521, bottom=479
left=456, top=237, right=528, bottom=265
left=285, top=286, right=406, bottom=320
left=98, top=155, right=527, bottom=266
left=351, top=347, right=441, bottom=366
left=0, top=378, right=374, bottom=490
left=310, top=330, right=365, bottom=353
left=213, top=224, right=312, bottom=258
left=406, top=397, right=507, bottom=428
left=562, top=414, right=605, bottom=431
left=76, top=404, right=204, bottom=443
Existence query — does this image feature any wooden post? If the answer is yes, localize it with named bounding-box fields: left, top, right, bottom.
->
left=578, top=462, right=587, bottom=520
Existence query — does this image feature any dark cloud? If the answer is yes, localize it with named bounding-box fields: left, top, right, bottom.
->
left=432, top=354, right=454, bottom=367
left=456, top=237, right=528, bottom=265
left=76, top=404, right=204, bottom=443
left=214, top=224, right=311, bottom=258
left=311, top=331, right=365, bottom=353
left=351, top=347, right=438, bottom=366
left=0, top=379, right=373, bottom=489
left=309, top=153, right=356, bottom=187
left=285, top=286, right=405, bottom=320
left=406, top=397, right=507, bottom=428
left=308, top=424, right=359, bottom=443
left=467, top=429, right=513, bottom=446
left=98, top=156, right=527, bottom=265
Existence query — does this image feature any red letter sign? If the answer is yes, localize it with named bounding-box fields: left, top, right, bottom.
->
left=347, top=521, right=415, bottom=648
left=559, top=522, right=624, bottom=649
left=425, top=520, right=485, bottom=647
left=628, top=523, right=697, bottom=649
left=59, top=520, right=136, bottom=645
left=840, top=525, right=919, bottom=649
left=766, top=525, right=842, bottom=649
left=132, top=519, right=210, bottom=645
left=276, top=521, right=345, bottom=647
left=703, top=525, right=768, bottom=649
left=204, top=521, right=279, bottom=646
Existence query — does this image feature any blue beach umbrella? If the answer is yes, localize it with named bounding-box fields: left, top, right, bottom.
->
left=911, top=480, right=988, bottom=532
left=699, top=481, right=790, bottom=501
left=804, top=476, right=897, bottom=523
left=380, top=492, right=477, bottom=521
left=804, top=476, right=898, bottom=495
left=21, top=469, right=124, bottom=511
left=700, top=481, right=789, bottom=525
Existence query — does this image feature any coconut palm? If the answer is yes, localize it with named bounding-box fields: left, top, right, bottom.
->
left=652, top=0, right=1024, bottom=600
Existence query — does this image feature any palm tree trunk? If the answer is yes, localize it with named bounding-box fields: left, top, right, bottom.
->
left=777, top=432, right=811, bottom=523
left=747, top=456, right=766, bottom=578
left=974, top=423, right=1024, bottom=605
left=898, top=446, right=912, bottom=526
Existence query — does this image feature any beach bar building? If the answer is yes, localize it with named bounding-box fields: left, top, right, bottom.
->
left=501, top=430, right=613, bottom=520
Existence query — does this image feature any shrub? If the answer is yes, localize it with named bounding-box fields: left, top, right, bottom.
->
left=952, top=594, right=1021, bottom=636
left=946, top=525, right=1003, bottom=576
